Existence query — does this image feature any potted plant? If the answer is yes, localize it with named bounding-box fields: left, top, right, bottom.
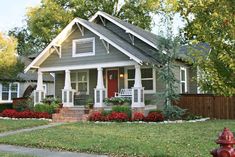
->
left=85, top=98, right=94, bottom=114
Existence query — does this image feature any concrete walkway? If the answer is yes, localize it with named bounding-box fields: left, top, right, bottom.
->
left=0, top=123, right=108, bottom=157
left=0, top=123, right=63, bottom=137
left=0, top=144, right=108, bottom=157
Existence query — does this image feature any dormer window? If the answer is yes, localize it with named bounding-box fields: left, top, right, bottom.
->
left=72, top=37, right=95, bottom=57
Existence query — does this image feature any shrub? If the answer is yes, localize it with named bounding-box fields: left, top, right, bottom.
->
left=145, top=99, right=152, bottom=105
left=163, top=105, right=186, bottom=120
left=0, top=103, right=13, bottom=112
left=133, top=112, right=145, bottom=121
left=41, top=97, right=61, bottom=105
left=144, top=112, right=164, bottom=122
left=89, top=112, right=103, bottom=121
left=112, top=105, right=132, bottom=118
left=34, top=103, right=59, bottom=114
left=12, top=98, right=33, bottom=112
left=107, top=112, right=129, bottom=122
left=182, top=112, right=203, bottom=121
left=148, top=109, right=163, bottom=114
left=1, top=109, right=51, bottom=119
left=101, top=110, right=112, bottom=116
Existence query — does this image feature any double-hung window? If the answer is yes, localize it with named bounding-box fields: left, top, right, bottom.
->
left=71, top=71, right=89, bottom=95
left=72, top=37, right=95, bottom=57
left=0, top=83, right=19, bottom=102
left=126, top=68, right=155, bottom=93
left=180, top=67, right=187, bottom=93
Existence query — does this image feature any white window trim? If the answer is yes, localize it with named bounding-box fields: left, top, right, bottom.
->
left=72, top=37, right=95, bottom=57
left=180, top=67, right=188, bottom=93
left=124, top=67, right=156, bottom=94
left=71, top=70, right=89, bottom=95
left=0, top=82, right=20, bottom=103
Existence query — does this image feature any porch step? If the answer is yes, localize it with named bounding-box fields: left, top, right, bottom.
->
left=52, top=107, right=89, bottom=123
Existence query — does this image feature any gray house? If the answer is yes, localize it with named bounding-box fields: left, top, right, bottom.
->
left=25, top=11, right=197, bottom=110
left=0, top=56, right=54, bottom=104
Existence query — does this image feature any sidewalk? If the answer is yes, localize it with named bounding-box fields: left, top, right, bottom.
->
left=0, top=123, right=63, bottom=137
left=0, top=123, right=108, bottom=157
left=0, top=144, right=108, bottom=157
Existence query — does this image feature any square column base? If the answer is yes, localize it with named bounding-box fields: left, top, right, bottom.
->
left=94, top=88, right=106, bottom=108
left=62, top=89, right=75, bottom=107
left=34, top=90, right=45, bottom=105
left=131, top=87, right=145, bottom=108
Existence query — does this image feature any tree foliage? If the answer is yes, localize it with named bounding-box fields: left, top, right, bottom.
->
left=8, top=27, right=43, bottom=56
left=25, top=0, right=153, bottom=49
left=168, top=0, right=235, bottom=96
left=0, top=33, right=24, bottom=80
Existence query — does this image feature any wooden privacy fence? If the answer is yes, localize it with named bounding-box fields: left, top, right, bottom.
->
left=174, top=94, right=235, bottom=119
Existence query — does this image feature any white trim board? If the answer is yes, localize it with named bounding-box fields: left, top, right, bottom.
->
left=25, top=20, right=77, bottom=72
left=25, top=18, right=143, bottom=73
left=89, top=11, right=159, bottom=50
left=40, top=61, right=137, bottom=72
left=180, top=67, right=188, bottom=93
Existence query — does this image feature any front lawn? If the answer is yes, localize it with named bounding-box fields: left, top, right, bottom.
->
left=0, top=119, right=49, bottom=133
left=0, top=152, right=34, bottom=157
left=0, top=120, right=232, bottom=157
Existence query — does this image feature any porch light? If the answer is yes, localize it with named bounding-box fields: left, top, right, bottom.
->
left=119, top=74, right=124, bottom=78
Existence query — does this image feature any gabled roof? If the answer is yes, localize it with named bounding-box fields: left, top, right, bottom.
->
left=78, top=18, right=159, bottom=65
left=25, top=16, right=162, bottom=72
left=89, top=11, right=163, bottom=50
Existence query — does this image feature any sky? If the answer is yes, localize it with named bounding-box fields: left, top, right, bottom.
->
left=0, top=0, right=184, bottom=36
left=0, top=0, right=41, bottom=32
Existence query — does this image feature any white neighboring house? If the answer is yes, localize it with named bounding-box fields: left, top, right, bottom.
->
left=0, top=56, right=54, bottom=104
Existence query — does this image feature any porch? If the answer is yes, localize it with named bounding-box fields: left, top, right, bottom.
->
left=34, top=61, right=156, bottom=110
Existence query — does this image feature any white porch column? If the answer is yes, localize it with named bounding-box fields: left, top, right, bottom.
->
left=94, top=67, right=106, bottom=108
left=34, top=70, right=45, bottom=105
left=132, top=64, right=145, bottom=108
left=62, top=69, right=75, bottom=107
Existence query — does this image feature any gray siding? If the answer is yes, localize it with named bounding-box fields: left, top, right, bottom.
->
left=172, top=61, right=197, bottom=94
left=40, top=28, right=130, bottom=68
left=89, top=69, right=97, bottom=97
left=55, top=73, right=65, bottom=98
left=188, top=67, right=197, bottom=93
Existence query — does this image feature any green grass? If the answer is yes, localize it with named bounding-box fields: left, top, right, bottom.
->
left=0, top=120, right=232, bottom=157
left=0, top=152, right=34, bottom=157
left=0, top=119, right=49, bottom=133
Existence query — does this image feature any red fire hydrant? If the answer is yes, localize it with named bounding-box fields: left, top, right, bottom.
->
left=211, top=128, right=235, bottom=157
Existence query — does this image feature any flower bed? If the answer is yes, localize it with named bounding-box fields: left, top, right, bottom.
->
left=0, top=109, right=52, bottom=119
left=89, top=111, right=164, bottom=122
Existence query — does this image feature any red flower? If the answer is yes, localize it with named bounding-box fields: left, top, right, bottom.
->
left=1, top=109, right=51, bottom=119
left=107, top=112, right=129, bottom=122
left=89, top=111, right=103, bottom=121
left=144, top=112, right=164, bottom=122
left=133, top=112, right=145, bottom=121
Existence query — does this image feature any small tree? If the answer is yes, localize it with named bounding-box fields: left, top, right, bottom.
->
left=157, top=38, right=186, bottom=120
left=155, top=12, right=185, bottom=120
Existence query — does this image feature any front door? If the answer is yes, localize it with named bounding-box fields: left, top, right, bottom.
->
left=107, top=69, right=118, bottom=98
